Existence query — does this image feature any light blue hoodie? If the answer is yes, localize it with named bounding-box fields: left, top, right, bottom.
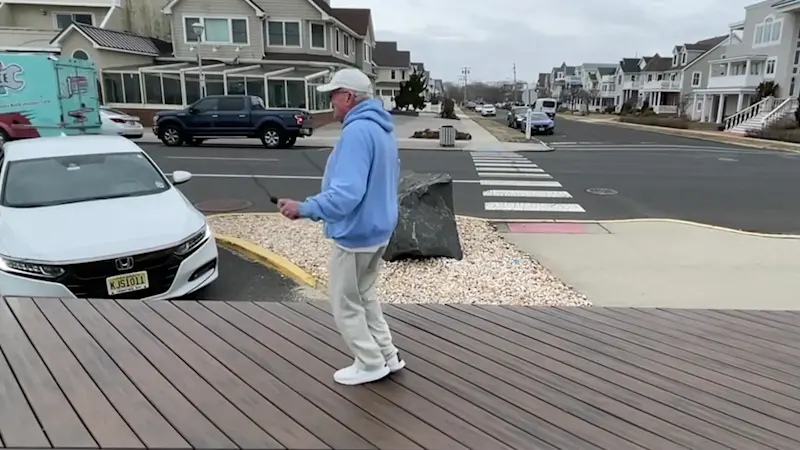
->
left=298, top=99, right=399, bottom=248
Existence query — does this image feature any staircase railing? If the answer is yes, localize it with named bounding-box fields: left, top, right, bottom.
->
left=722, top=96, right=776, bottom=130
left=761, top=97, right=798, bottom=130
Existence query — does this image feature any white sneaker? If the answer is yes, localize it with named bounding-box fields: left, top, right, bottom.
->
left=333, top=363, right=390, bottom=386
left=387, top=352, right=406, bottom=373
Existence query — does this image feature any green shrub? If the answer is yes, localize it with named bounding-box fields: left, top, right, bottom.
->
left=619, top=115, right=689, bottom=129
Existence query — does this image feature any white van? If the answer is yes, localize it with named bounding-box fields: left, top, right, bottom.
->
left=532, top=98, right=557, bottom=119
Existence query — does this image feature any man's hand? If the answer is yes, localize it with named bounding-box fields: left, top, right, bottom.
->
left=277, top=198, right=301, bottom=220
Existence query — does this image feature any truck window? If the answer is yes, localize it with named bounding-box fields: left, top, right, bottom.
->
left=542, top=100, right=556, bottom=108
left=250, top=96, right=266, bottom=110
left=193, top=98, right=217, bottom=112
left=217, top=97, right=245, bottom=111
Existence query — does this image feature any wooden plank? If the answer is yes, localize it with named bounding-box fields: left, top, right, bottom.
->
left=268, top=303, right=544, bottom=450
left=262, top=302, right=524, bottom=450
left=716, top=309, right=800, bottom=332
left=687, top=309, right=800, bottom=345
left=601, top=308, right=800, bottom=389
left=732, top=310, right=800, bottom=329
left=65, top=298, right=230, bottom=450
left=0, top=298, right=96, bottom=448
left=149, top=300, right=363, bottom=449
left=225, top=301, right=465, bottom=450
left=502, top=306, right=800, bottom=448
left=12, top=297, right=142, bottom=448
left=387, top=304, right=703, bottom=450
left=38, top=298, right=189, bottom=449
left=551, top=307, right=800, bottom=422
left=417, top=303, right=741, bottom=450
left=176, top=301, right=410, bottom=450
left=299, top=302, right=615, bottom=450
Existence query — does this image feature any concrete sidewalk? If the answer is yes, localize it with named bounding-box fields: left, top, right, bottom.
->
left=500, top=220, right=800, bottom=309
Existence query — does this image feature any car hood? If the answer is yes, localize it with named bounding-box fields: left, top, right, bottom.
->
left=0, top=189, right=205, bottom=263
left=530, top=119, right=554, bottom=126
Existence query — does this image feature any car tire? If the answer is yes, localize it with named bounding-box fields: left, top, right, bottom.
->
left=186, top=138, right=206, bottom=146
left=259, top=125, right=283, bottom=149
left=159, top=124, right=184, bottom=146
left=284, top=136, right=297, bottom=148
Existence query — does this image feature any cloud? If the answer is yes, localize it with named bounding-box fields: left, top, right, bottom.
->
left=335, top=0, right=756, bottom=82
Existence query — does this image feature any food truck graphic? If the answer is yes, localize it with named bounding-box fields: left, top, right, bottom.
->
left=0, top=54, right=101, bottom=143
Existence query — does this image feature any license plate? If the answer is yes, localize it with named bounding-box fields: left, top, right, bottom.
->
left=106, top=271, right=149, bottom=296
left=537, top=127, right=545, bottom=130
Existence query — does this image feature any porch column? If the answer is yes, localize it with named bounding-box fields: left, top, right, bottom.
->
left=745, top=59, right=751, bottom=76
left=701, top=94, right=708, bottom=122
left=736, top=92, right=744, bottom=112
left=716, top=94, right=725, bottom=123
left=726, top=62, right=731, bottom=76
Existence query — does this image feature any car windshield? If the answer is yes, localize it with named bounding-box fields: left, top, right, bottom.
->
left=1, top=151, right=170, bottom=208
left=531, top=112, right=550, bottom=120
left=512, top=107, right=529, bottom=115
left=542, top=100, right=556, bottom=108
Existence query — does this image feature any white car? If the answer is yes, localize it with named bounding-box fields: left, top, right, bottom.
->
left=481, top=104, right=497, bottom=116
left=0, top=135, right=218, bottom=300
left=100, top=107, right=144, bottom=139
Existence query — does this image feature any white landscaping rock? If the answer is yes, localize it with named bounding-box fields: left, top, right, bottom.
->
left=208, top=214, right=590, bottom=306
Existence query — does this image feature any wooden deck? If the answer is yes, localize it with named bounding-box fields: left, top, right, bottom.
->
left=0, top=297, right=798, bottom=450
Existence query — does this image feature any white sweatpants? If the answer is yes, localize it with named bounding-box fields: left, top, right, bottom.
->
left=328, top=243, right=398, bottom=370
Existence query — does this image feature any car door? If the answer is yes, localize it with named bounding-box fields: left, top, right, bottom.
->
left=185, top=97, right=218, bottom=134
left=213, top=97, right=249, bottom=135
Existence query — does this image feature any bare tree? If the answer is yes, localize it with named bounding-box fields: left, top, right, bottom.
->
left=567, top=85, right=583, bottom=110
left=582, top=88, right=600, bottom=113
left=676, top=94, right=693, bottom=119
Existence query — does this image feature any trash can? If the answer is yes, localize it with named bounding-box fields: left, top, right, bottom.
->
left=439, top=125, right=456, bottom=147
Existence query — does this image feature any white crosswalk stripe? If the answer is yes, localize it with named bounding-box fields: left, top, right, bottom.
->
left=470, top=151, right=584, bottom=213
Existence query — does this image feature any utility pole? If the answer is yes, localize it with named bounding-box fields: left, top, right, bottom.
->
left=460, top=67, right=470, bottom=104
left=512, top=63, right=517, bottom=103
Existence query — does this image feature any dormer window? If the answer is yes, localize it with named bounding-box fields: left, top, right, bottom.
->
left=681, top=52, right=687, bottom=64
left=672, top=54, right=678, bottom=65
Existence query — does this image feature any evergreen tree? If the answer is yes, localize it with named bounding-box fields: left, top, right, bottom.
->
left=393, top=68, right=427, bottom=110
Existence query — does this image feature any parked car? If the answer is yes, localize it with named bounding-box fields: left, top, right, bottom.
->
left=466, top=101, right=477, bottom=110
left=100, top=107, right=143, bottom=139
left=506, top=106, right=531, bottom=129
left=0, top=134, right=218, bottom=300
left=480, top=104, right=496, bottom=116
left=153, top=95, right=312, bottom=148
left=521, top=111, right=555, bottom=134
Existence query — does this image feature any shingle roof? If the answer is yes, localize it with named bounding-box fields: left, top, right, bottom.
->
left=51, top=22, right=171, bottom=56
left=642, top=54, right=672, bottom=72
left=330, top=8, right=370, bottom=36
left=374, top=41, right=410, bottom=67
left=619, top=58, right=640, bottom=72
left=597, top=67, right=616, bottom=76
left=684, top=35, right=727, bottom=51
left=308, top=0, right=333, bottom=14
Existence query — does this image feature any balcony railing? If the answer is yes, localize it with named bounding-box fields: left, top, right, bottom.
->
left=707, top=73, right=762, bottom=89
left=642, top=79, right=681, bottom=91
left=0, top=27, right=59, bottom=51
left=621, top=80, right=641, bottom=90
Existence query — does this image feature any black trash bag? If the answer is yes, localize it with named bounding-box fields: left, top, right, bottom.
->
left=383, top=171, right=463, bottom=261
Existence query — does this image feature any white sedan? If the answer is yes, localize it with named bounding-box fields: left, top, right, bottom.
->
left=100, top=107, right=143, bottom=139
left=0, top=135, right=218, bottom=300
left=480, top=104, right=497, bottom=116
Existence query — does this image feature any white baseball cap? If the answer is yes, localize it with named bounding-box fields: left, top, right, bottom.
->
left=316, top=68, right=372, bottom=93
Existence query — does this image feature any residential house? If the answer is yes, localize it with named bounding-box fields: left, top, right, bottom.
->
left=638, top=35, right=728, bottom=115
left=374, top=40, right=411, bottom=108
left=550, top=62, right=582, bottom=104
left=51, top=0, right=388, bottom=125
left=692, top=0, right=800, bottom=131
left=614, top=57, right=649, bottom=111
left=0, top=0, right=168, bottom=53
left=575, top=63, right=616, bottom=111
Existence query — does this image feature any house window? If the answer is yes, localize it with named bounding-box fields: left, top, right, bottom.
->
left=267, top=20, right=300, bottom=47
left=670, top=73, right=676, bottom=81
left=267, top=79, right=306, bottom=108
left=766, top=57, right=777, bottom=76
left=101, top=72, right=142, bottom=104
left=754, top=16, right=782, bottom=46
left=343, top=34, right=350, bottom=55
left=309, top=23, right=325, bottom=49
left=791, top=77, right=796, bottom=96
left=681, top=53, right=687, bottom=64
left=72, top=49, right=89, bottom=60
left=364, top=43, right=371, bottom=61
left=55, top=12, right=93, bottom=29
left=750, top=61, right=762, bottom=75
left=401, top=70, right=406, bottom=79
left=184, top=17, right=248, bottom=44
left=657, top=74, right=663, bottom=80
left=334, top=29, right=340, bottom=52
left=142, top=73, right=182, bottom=105
left=391, top=70, right=395, bottom=79
left=691, top=72, right=701, bottom=87
left=672, top=54, right=678, bottom=65
left=647, top=74, right=653, bottom=81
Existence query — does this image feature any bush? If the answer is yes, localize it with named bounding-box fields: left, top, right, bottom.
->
left=618, top=115, right=689, bottom=129
left=440, top=98, right=458, bottom=119
left=745, top=127, right=800, bottom=143
left=603, top=106, right=615, bottom=114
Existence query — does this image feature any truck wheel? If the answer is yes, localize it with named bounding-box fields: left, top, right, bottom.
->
left=160, top=125, right=184, bottom=146
left=259, top=126, right=283, bottom=149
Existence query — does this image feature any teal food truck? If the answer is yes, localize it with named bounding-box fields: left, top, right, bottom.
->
left=0, top=53, right=101, bottom=144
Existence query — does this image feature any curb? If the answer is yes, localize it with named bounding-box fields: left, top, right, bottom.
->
left=213, top=231, right=318, bottom=288
left=489, top=217, right=800, bottom=239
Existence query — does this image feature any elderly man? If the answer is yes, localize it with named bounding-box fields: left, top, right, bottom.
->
left=277, top=68, right=403, bottom=386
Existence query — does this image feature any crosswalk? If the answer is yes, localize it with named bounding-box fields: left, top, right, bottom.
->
left=470, top=152, right=585, bottom=213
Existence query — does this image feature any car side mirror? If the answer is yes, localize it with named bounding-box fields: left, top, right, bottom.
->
left=187, top=107, right=196, bottom=114
left=171, top=170, right=192, bottom=185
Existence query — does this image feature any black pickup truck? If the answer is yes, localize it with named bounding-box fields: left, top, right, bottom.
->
left=153, top=95, right=312, bottom=148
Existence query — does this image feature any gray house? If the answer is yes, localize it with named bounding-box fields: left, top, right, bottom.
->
left=613, top=57, right=649, bottom=111
left=373, top=41, right=411, bottom=107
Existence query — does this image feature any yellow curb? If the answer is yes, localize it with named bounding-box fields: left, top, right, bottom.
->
left=491, top=217, right=800, bottom=239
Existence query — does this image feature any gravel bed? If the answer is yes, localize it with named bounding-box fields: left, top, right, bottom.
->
left=209, top=214, right=590, bottom=306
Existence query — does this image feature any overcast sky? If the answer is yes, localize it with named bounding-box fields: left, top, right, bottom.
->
left=337, top=0, right=756, bottom=84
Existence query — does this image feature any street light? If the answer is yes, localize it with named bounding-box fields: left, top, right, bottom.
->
left=192, top=21, right=206, bottom=98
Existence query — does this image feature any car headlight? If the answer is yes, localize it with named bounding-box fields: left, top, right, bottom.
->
left=174, top=224, right=211, bottom=257
left=0, top=256, right=65, bottom=278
